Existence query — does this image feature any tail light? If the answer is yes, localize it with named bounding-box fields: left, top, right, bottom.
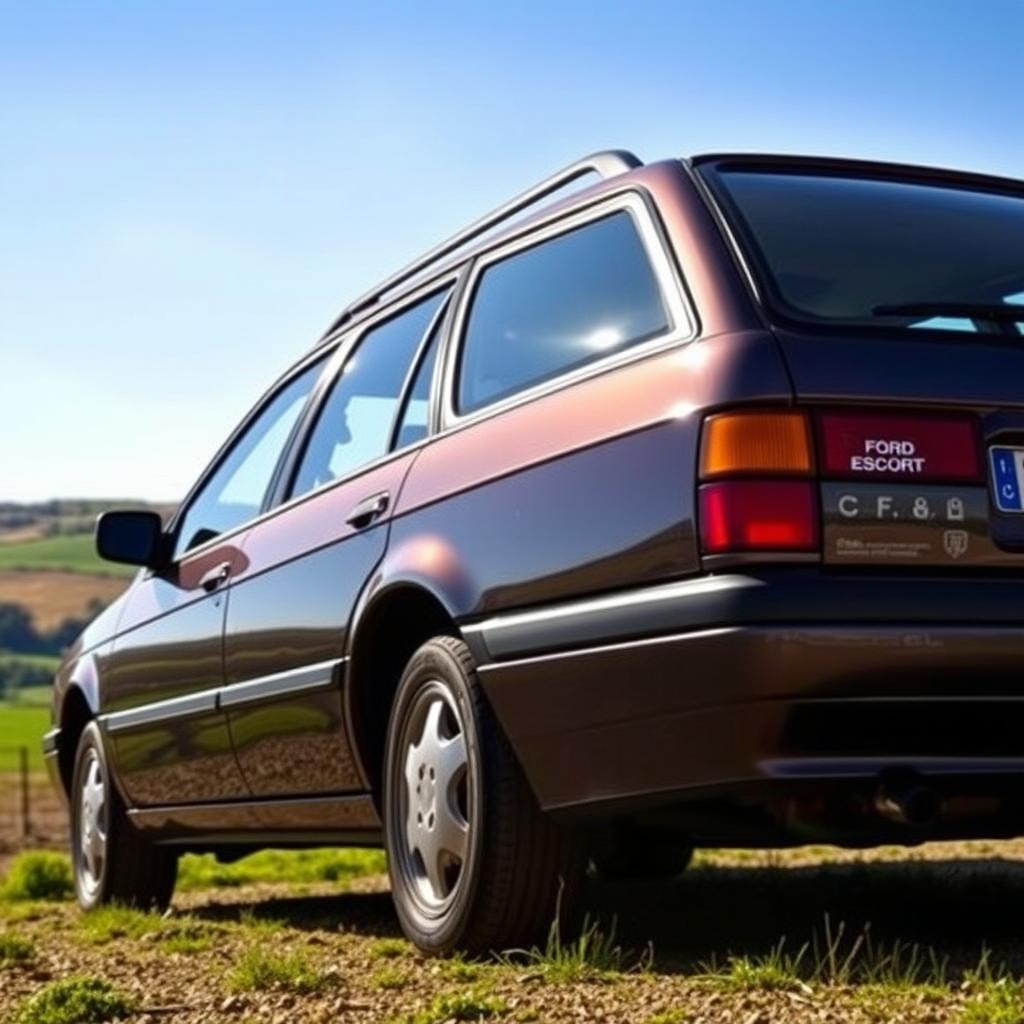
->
left=698, top=409, right=818, bottom=557
left=701, top=410, right=813, bottom=478
left=700, top=481, right=819, bottom=553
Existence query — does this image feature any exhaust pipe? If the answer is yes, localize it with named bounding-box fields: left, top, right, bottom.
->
left=875, top=779, right=940, bottom=827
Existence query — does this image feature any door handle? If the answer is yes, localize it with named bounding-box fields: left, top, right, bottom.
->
left=198, top=561, right=232, bottom=593
left=346, top=491, right=390, bottom=529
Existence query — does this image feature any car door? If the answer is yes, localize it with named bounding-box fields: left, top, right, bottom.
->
left=222, top=283, right=452, bottom=797
left=102, top=355, right=327, bottom=805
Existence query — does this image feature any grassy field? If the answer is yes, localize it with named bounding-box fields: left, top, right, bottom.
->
left=0, top=699, right=50, bottom=770
left=0, top=655, right=58, bottom=674
left=0, top=534, right=134, bottom=578
left=6, top=843, right=1024, bottom=1023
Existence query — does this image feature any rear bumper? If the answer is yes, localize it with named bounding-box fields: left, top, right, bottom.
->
left=471, top=571, right=1024, bottom=818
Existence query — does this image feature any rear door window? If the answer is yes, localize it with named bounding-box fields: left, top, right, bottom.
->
left=456, top=210, right=670, bottom=415
left=290, top=288, right=450, bottom=498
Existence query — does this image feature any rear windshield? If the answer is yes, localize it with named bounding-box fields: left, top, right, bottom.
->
left=702, top=165, right=1024, bottom=337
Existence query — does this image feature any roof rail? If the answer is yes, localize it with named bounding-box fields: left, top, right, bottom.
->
left=320, top=149, right=642, bottom=339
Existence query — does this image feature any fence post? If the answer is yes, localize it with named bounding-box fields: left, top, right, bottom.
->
left=19, top=746, right=30, bottom=842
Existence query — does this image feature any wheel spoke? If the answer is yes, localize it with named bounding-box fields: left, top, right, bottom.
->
left=420, top=829, right=449, bottom=899
left=422, top=699, right=445, bottom=749
left=434, top=801, right=468, bottom=864
left=436, top=731, right=466, bottom=798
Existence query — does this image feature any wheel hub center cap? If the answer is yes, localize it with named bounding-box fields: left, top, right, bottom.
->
left=415, top=762, right=438, bottom=827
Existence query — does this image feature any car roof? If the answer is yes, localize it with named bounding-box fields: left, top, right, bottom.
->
left=691, top=152, right=1024, bottom=194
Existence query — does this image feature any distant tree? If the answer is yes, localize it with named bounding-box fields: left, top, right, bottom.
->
left=0, top=603, right=40, bottom=653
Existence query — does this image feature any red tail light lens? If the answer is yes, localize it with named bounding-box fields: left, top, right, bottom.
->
left=699, top=481, right=819, bottom=554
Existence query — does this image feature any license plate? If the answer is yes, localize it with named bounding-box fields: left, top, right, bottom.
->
left=990, top=446, right=1024, bottom=512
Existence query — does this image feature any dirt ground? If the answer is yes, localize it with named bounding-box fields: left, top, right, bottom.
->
left=7, top=841, right=1024, bottom=1022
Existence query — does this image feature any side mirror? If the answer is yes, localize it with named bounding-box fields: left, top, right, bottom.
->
left=96, top=511, right=166, bottom=569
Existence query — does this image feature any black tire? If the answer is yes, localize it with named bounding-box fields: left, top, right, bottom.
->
left=70, top=721, right=178, bottom=911
left=590, top=827, right=693, bottom=882
left=383, top=636, right=583, bottom=956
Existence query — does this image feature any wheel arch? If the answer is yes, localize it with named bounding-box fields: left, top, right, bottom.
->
left=54, top=654, right=102, bottom=799
left=345, top=579, right=463, bottom=805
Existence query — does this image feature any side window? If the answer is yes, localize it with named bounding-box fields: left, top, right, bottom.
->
left=290, top=288, right=449, bottom=498
left=393, top=322, right=442, bottom=451
left=457, top=210, right=670, bottom=415
left=173, top=358, right=324, bottom=558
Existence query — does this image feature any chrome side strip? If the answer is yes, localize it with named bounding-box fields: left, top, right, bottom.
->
left=220, top=659, right=340, bottom=709
left=100, top=658, right=346, bottom=734
left=104, top=690, right=219, bottom=734
left=462, top=575, right=763, bottom=660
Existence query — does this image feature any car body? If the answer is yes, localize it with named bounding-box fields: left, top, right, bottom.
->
left=46, top=149, right=1024, bottom=951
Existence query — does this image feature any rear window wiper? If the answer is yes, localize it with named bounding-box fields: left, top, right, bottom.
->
left=872, top=301, right=1024, bottom=335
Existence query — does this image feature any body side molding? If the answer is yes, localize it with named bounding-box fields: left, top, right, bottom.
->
left=100, top=658, right=347, bottom=734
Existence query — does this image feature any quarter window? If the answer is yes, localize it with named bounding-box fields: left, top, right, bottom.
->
left=291, top=288, right=449, bottom=498
left=457, top=211, right=670, bottom=415
left=174, top=358, right=325, bottom=558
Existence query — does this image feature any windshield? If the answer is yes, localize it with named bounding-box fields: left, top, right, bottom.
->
left=702, top=164, right=1024, bottom=337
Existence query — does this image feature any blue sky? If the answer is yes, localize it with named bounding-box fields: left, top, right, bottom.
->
left=3, top=0, right=1023, bottom=502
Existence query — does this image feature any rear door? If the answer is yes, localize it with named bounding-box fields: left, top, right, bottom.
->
left=222, top=284, right=452, bottom=797
left=103, top=357, right=326, bottom=805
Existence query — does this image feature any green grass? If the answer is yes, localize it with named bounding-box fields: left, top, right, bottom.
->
left=15, top=977, right=138, bottom=1024
left=76, top=905, right=219, bottom=952
left=0, top=852, right=73, bottom=902
left=177, top=847, right=386, bottom=890
left=957, top=954, right=1024, bottom=1023
left=0, top=533, right=133, bottom=577
left=435, top=955, right=484, bottom=983
left=226, top=947, right=335, bottom=994
left=961, top=981, right=1024, bottom=1024
left=372, top=965, right=410, bottom=991
left=498, top=914, right=648, bottom=983
left=698, top=918, right=952, bottom=992
left=0, top=700, right=51, bottom=769
left=0, top=929, right=36, bottom=966
left=392, top=989, right=509, bottom=1024
left=369, top=938, right=414, bottom=960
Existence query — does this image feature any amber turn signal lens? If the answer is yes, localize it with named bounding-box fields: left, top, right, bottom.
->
left=700, top=410, right=813, bottom=479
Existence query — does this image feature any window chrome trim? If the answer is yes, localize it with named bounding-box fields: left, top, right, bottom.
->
left=441, top=189, right=698, bottom=432
left=100, top=658, right=346, bottom=733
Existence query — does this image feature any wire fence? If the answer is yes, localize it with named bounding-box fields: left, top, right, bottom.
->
left=0, top=747, right=67, bottom=850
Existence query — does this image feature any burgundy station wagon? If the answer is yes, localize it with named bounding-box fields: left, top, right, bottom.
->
left=45, top=150, right=1024, bottom=953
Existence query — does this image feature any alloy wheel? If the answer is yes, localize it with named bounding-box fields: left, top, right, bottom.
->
left=391, top=681, right=475, bottom=916
left=76, top=749, right=108, bottom=901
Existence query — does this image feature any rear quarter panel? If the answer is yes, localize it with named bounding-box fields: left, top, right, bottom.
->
left=383, top=329, right=791, bottom=621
